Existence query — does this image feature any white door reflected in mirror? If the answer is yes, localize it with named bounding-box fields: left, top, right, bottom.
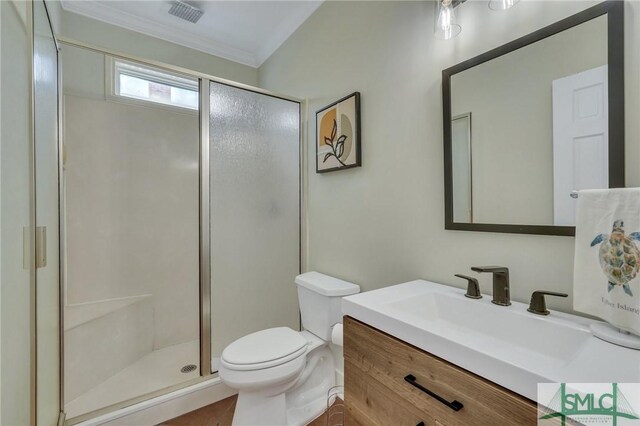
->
left=552, top=65, right=609, bottom=226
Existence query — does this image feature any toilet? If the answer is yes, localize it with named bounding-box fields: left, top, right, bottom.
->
left=218, top=271, right=359, bottom=426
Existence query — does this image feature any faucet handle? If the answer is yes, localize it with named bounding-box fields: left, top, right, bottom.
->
left=455, top=274, right=482, bottom=299
left=471, top=266, right=509, bottom=275
left=527, top=290, right=568, bottom=315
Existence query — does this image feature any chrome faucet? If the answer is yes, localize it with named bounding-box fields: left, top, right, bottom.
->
left=471, top=266, right=510, bottom=306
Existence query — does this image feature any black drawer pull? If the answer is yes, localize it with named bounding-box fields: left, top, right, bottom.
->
left=416, top=423, right=425, bottom=426
left=404, top=374, right=463, bottom=412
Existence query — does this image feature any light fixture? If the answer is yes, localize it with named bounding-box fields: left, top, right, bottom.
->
left=434, top=0, right=462, bottom=40
left=488, top=0, right=520, bottom=11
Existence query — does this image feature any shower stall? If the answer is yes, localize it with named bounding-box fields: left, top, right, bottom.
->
left=59, top=42, right=301, bottom=422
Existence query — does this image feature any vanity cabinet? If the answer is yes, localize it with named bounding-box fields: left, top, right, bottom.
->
left=343, top=316, right=537, bottom=425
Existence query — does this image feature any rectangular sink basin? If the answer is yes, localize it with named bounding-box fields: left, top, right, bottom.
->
left=342, top=280, right=640, bottom=401
left=385, top=291, right=590, bottom=368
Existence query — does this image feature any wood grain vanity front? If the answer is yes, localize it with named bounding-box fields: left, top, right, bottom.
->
left=343, top=316, right=537, bottom=425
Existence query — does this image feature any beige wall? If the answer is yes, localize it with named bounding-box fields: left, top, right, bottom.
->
left=259, top=0, right=640, bottom=315
left=451, top=15, right=607, bottom=225
left=55, top=3, right=258, bottom=86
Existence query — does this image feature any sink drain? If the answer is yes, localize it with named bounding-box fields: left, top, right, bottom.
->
left=180, top=364, right=198, bottom=373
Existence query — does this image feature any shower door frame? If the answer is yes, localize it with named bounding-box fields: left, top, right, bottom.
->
left=56, top=37, right=305, bottom=425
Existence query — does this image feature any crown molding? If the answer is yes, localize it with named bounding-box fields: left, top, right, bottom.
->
left=60, top=0, right=260, bottom=67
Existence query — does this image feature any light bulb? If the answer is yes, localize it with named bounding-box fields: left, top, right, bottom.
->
left=488, top=0, right=520, bottom=11
left=434, top=0, right=461, bottom=40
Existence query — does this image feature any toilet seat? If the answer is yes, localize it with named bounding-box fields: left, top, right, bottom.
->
left=221, top=327, right=308, bottom=371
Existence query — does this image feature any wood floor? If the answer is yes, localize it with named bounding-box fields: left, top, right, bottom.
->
left=161, top=395, right=342, bottom=426
left=160, top=395, right=237, bottom=426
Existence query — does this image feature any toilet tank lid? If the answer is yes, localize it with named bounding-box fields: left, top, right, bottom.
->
left=295, top=272, right=360, bottom=296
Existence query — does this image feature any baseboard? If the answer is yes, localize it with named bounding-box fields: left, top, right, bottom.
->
left=76, top=377, right=236, bottom=426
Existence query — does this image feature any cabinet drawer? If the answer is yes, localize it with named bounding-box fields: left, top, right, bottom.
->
left=344, top=316, right=536, bottom=426
left=345, top=359, right=436, bottom=426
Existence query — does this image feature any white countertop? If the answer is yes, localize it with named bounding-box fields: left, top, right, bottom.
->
left=342, top=280, right=640, bottom=402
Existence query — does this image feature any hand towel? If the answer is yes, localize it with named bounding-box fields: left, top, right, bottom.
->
left=574, top=188, right=640, bottom=336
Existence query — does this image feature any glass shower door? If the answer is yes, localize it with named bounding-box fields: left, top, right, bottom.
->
left=1, top=2, right=35, bottom=424
left=61, top=45, right=201, bottom=419
left=34, top=1, right=60, bottom=423
left=209, top=82, right=300, bottom=370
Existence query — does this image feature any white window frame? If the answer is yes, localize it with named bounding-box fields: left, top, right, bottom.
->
left=105, top=57, right=199, bottom=114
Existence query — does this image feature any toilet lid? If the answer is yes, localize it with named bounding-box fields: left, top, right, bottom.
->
left=221, top=327, right=308, bottom=369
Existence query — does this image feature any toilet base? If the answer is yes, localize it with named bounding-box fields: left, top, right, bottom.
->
left=285, top=347, right=335, bottom=426
left=231, top=346, right=335, bottom=426
left=232, top=391, right=287, bottom=426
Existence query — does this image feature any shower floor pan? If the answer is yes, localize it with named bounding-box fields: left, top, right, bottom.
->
left=65, top=339, right=200, bottom=419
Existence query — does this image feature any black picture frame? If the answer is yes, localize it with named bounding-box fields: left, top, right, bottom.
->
left=315, top=92, right=361, bottom=173
left=442, top=1, right=625, bottom=236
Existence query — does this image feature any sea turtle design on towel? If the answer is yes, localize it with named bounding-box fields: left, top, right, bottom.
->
left=591, top=219, right=640, bottom=297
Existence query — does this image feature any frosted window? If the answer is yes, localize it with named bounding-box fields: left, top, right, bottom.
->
left=115, top=60, right=198, bottom=110
left=119, top=74, right=149, bottom=98
left=171, top=86, right=198, bottom=109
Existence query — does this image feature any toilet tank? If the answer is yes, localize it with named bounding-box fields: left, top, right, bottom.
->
left=295, top=272, right=360, bottom=341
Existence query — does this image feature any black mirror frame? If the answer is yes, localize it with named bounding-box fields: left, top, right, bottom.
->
left=442, top=1, right=624, bottom=237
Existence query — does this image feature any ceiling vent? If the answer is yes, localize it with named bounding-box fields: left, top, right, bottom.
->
left=168, top=1, right=204, bottom=24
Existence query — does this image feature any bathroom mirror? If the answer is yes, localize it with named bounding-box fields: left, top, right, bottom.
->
left=443, top=1, right=624, bottom=236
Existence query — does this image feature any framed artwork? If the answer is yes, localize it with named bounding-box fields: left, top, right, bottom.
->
left=316, top=92, right=361, bottom=173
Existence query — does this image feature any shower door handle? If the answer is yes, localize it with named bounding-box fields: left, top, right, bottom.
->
left=35, top=226, right=46, bottom=268
left=23, top=226, right=47, bottom=269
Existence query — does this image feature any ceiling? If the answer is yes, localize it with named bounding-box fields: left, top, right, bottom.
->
left=60, top=1, right=323, bottom=68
